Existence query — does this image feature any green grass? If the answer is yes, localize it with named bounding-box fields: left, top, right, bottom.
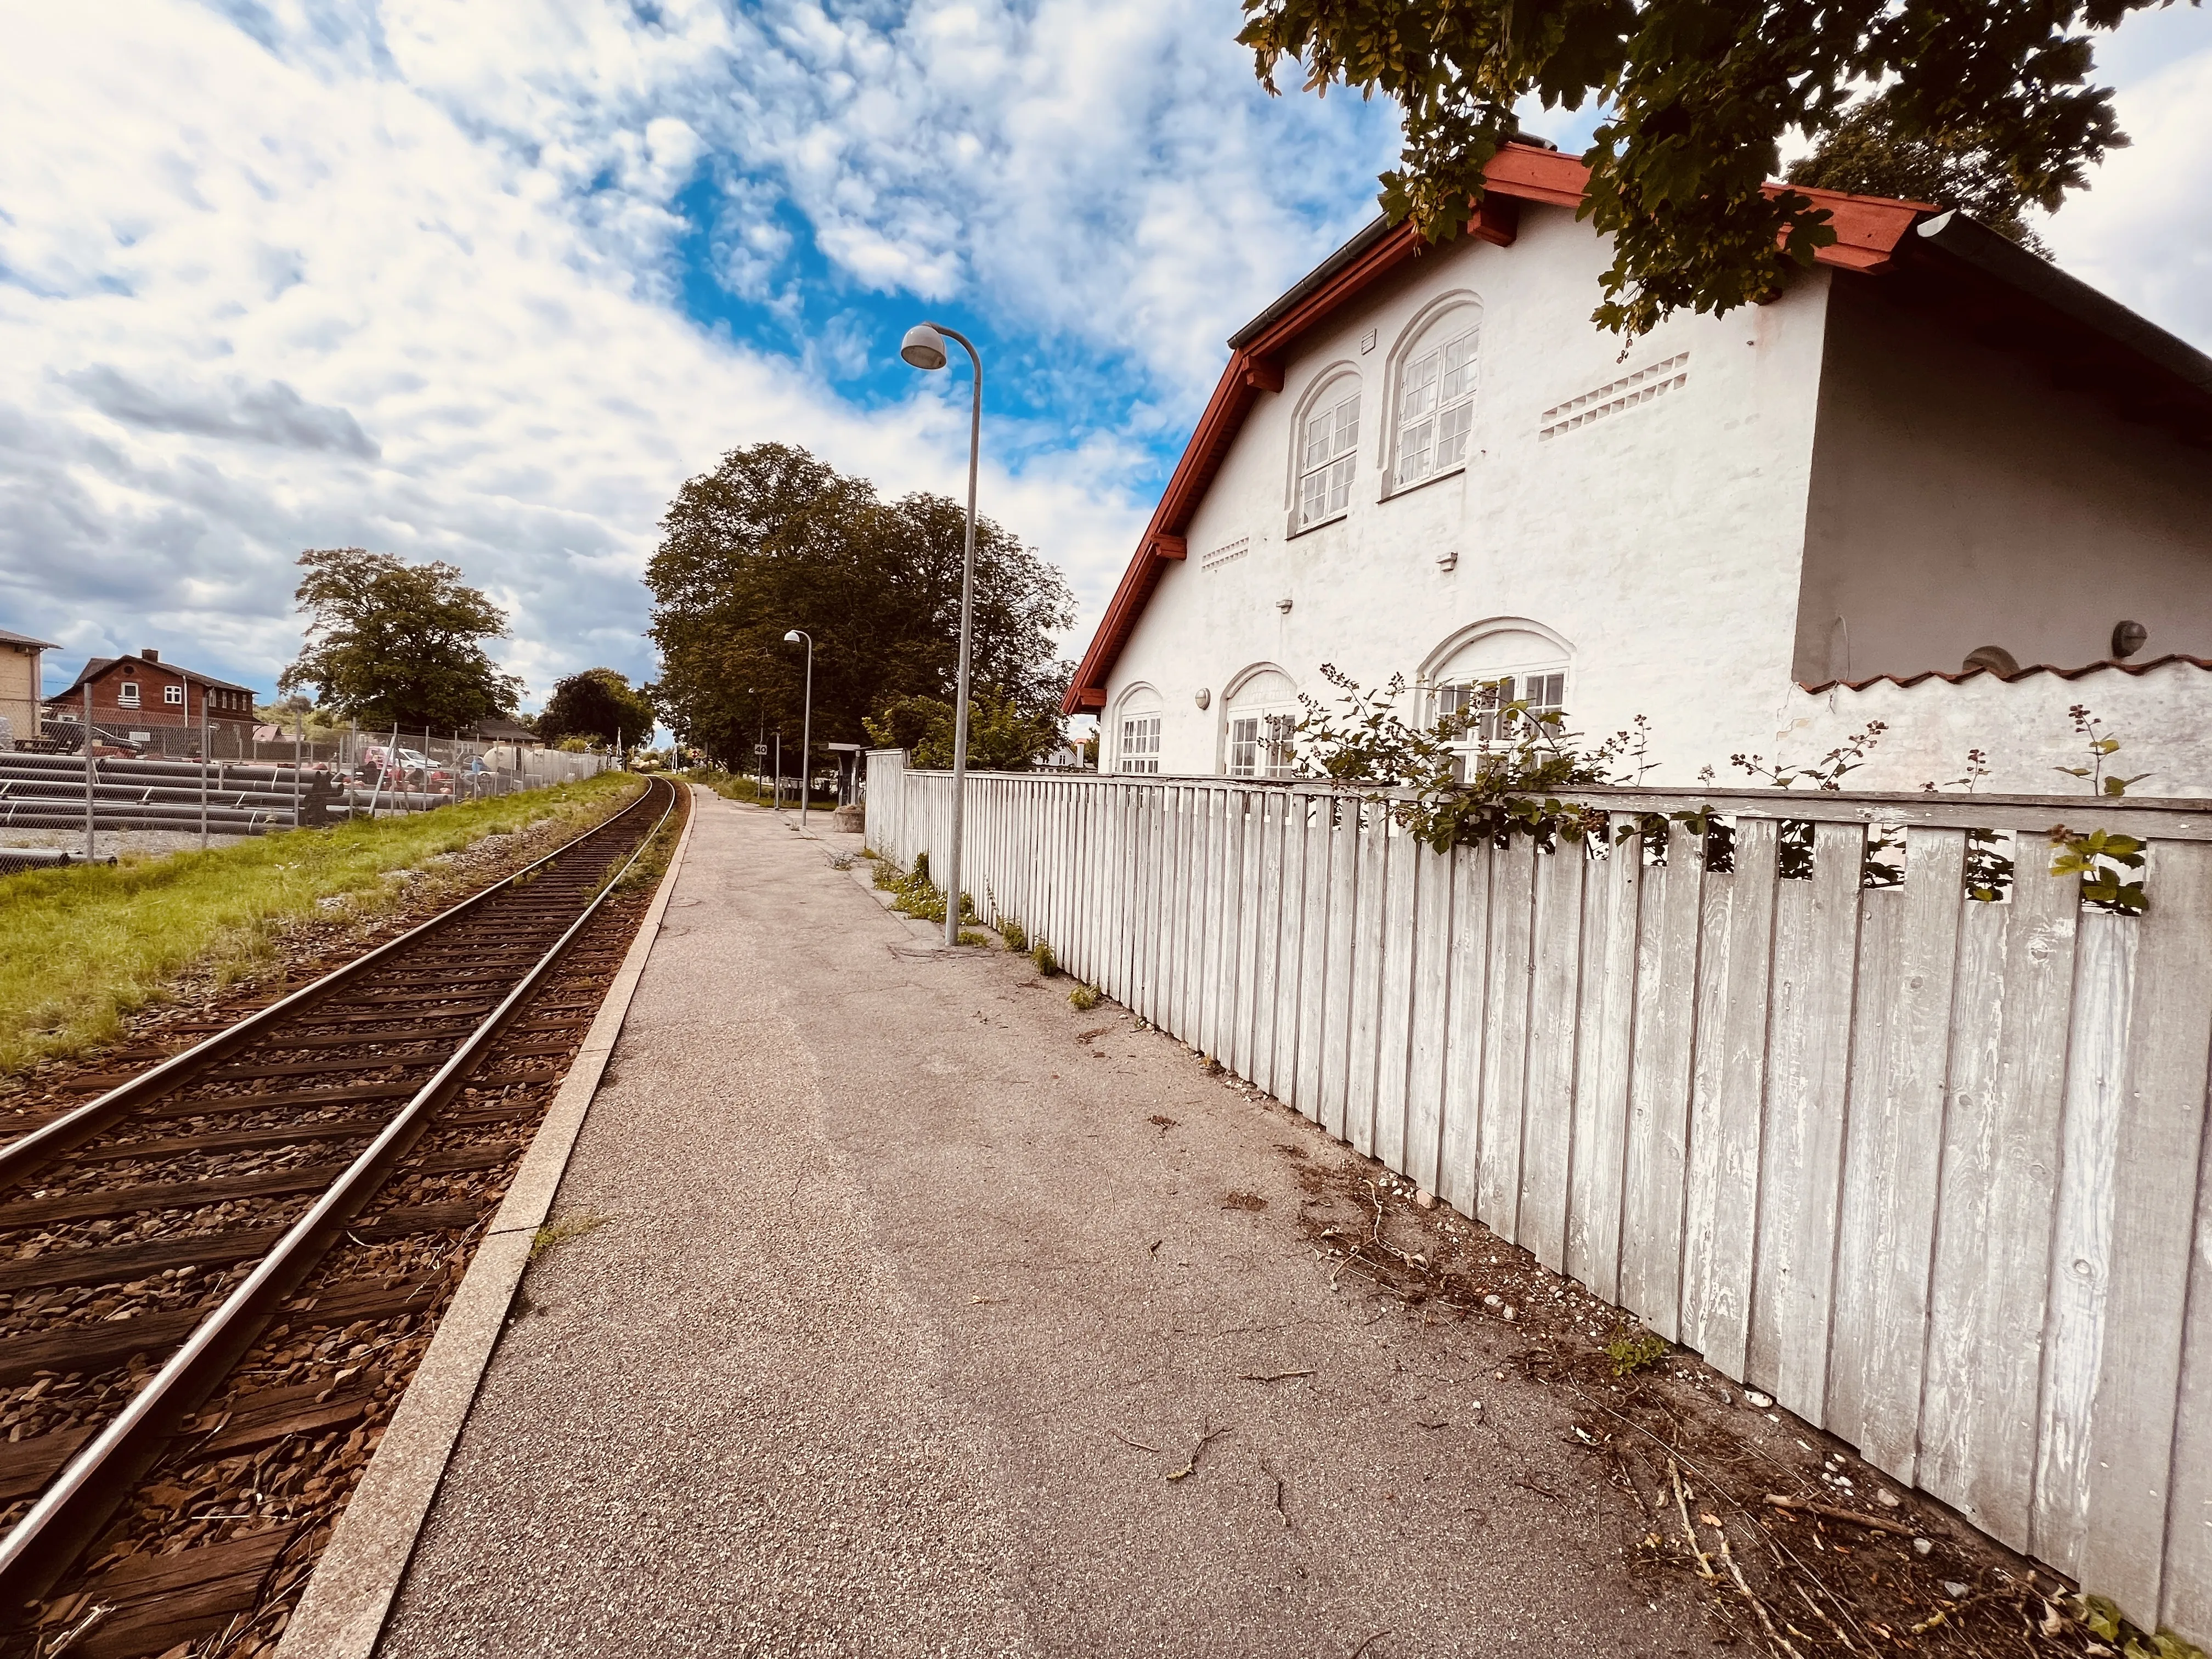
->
left=0, top=774, right=642, bottom=1076
left=685, top=767, right=832, bottom=809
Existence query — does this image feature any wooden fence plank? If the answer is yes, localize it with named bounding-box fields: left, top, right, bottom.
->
left=1319, top=799, right=1361, bottom=1140
left=1621, top=822, right=1705, bottom=1343
left=1406, top=839, right=1455, bottom=1196
left=1438, top=845, right=1491, bottom=1215
left=1345, top=806, right=1389, bottom=1157
left=1918, top=853, right=2079, bottom=1550
left=2032, top=912, right=2136, bottom=1575
left=2163, top=1113, right=2212, bottom=1640
left=1271, top=795, right=1307, bottom=1105
left=1294, top=798, right=1333, bottom=1123
left=1747, top=820, right=1864, bottom=1422
left=1682, top=818, right=1780, bottom=1380
left=2079, top=843, right=2212, bottom=1625
left=1250, top=793, right=1284, bottom=1097
left=1520, top=844, right=1588, bottom=1273
left=1567, top=841, right=1641, bottom=1303
left=1200, top=786, right=1232, bottom=1063
left=1479, top=837, right=1537, bottom=1243
left=1372, top=817, right=1420, bottom=1172
left=1834, top=828, right=1967, bottom=1488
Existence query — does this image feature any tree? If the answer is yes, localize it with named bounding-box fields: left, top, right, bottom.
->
left=647, top=443, right=1074, bottom=768
left=538, top=668, right=658, bottom=750
left=1787, top=91, right=2051, bottom=255
left=280, top=548, right=522, bottom=733
left=862, top=687, right=1065, bottom=771
left=1237, top=0, right=2156, bottom=338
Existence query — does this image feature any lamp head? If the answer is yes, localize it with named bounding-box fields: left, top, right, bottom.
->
left=783, top=629, right=803, bottom=644
left=900, top=323, right=948, bottom=371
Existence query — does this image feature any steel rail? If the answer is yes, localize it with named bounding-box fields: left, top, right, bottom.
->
left=0, top=776, right=663, bottom=1183
left=0, top=775, right=679, bottom=1617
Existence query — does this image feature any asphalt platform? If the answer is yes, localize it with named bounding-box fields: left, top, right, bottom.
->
left=371, top=787, right=1708, bottom=1657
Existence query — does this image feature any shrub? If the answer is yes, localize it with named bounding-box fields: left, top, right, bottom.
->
left=1000, top=918, right=1028, bottom=953
left=1605, top=1329, right=1669, bottom=1378
left=1069, top=982, right=1100, bottom=1012
left=1031, top=940, right=1059, bottom=978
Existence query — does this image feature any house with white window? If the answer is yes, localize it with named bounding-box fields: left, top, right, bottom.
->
left=1062, top=144, right=2212, bottom=794
left=45, top=649, right=259, bottom=746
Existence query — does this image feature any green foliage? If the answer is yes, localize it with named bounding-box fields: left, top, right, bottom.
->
left=279, top=547, right=523, bottom=731
left=0, top=774, right=638, bottom=1073
left=1605, top=1329, right=1669, bottom=1378
left=2066, top=1594, right=2208, bottom=1659
left=999, top=918, right=1029, bottom=953
left=2050, top=826, right=2146, bottom=915
left=862, top=686, right=1064, bottom=771
left=540, top=668, right=657, bottom=751
left=1294, top=663, right=1646, bottom=854
left=1236, top=0, right=2142, bottom=338
left=646, top=443, right=1074, bottom=769
left=1069, top=982, right=1101, bottom=1012
left=1787, top=89, right=2052, bottom=253
left=956, top=929, right=992, bottom=947
left=872, top=851, right=976, bottom=926
left=1721, top=723, right=1903, bottom=887
left=2056, top=703, right=2153, bottom=797
left=1031, top=940, right=1060, bottom=978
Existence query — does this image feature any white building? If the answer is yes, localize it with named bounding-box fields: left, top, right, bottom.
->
left=1062, top=144, right=2212, bottom=795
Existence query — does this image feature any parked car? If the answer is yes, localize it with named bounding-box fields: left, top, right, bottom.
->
left=359, top=746, right=450, bottom=791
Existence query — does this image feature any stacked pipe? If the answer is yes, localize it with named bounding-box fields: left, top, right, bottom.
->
left=0, top=751, right=348, bottom=835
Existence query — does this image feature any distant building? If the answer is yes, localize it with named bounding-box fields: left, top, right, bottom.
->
left=1062, top=143, right=2212, bottom=794
left=46, top=648, right=258, bottom=741
left=0, top=627, right=57, bottom=748
left=470, top=716, right=540, bottom=747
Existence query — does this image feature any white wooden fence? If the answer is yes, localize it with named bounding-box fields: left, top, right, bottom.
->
left=865, top=750, right=2212, bottom=1640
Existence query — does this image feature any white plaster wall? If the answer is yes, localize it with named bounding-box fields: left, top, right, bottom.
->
left=1793, top=278, right=2212, bottom=684
left=1104, top=203, right=1835, bottom=784
left=1773, top=659, right=2212, bottom=797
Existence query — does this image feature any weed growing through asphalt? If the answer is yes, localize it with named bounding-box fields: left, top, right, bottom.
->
left=1031, top=941, right=1060, bottom=978
left=529, top=1211, right=610, bottom=1263
left=1605, top=1328, right=1669, bottom=1378
left=999, top=918, right=1028, bottom=953
left=1069, top=983, right=1101, bottom=1011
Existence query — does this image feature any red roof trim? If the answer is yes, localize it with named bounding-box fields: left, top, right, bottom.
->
left=1062, top=145, right=1929, bottom=715
left=1800, top=653, right=2212, bottom=695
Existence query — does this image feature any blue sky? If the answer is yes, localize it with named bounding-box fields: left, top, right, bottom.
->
left=2, top=0, right=2207, bottom=716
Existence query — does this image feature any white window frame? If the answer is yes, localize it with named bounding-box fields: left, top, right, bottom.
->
left=1390, top=311, right=1480, bottom=494
left=164, top=683, right=185, bottom=705
left=1117, top=713, right=1162, bottom=775
left=1435, top=667, right=1568, bottom=746
left=116, top=680, right=140, bottom=707
left=1227, top=712, right=1297, bottom=778
left=1293, top=380, right=1359, bottom=532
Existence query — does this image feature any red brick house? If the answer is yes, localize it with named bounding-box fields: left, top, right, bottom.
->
left=44, top=649, right=259, bottom=738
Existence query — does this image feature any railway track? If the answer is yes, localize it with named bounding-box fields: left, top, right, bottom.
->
left=0, top=774, right=684, bottom=1658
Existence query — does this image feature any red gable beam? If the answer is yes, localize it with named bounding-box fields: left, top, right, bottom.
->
left=1060, top=145, right=1926, bottom=716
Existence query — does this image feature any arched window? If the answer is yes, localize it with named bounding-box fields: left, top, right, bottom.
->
left=1389, top=300, right=1481, bottom=494
left=1114, top=684, right=1163, bottom=774
left=1293, top=372, right=1360, bottom=531
left=1420, top=620, right=1572, bottom=755
left=1222, top=666, right=1298, bottom=778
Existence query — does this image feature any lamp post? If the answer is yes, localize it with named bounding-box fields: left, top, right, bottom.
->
left=900, top=320, right=981, bottom=949
left=783, top=630, right=813, bottom=831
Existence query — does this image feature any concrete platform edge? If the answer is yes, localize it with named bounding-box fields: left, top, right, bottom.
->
left=273, top=782, right=703, bottom=1659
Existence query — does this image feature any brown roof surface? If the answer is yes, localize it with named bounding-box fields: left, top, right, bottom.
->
left=47, top=653, right=258, bottom=701
left=1799, top=652, right=2212, bottom=695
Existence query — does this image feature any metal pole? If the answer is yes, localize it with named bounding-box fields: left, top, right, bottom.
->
left=82, top=683, right=94, bottom=860
left=200, top=691, right=208, bottom=850
left=292, top=707, right=303, bottom=829
left=785, top=632, right=813, bottom=831
left=773, top=732, right=782, bottom=811
left=926, top=324, right=983, bottom=947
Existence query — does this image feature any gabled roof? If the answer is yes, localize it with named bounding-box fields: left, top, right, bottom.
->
left=0, top=627, right=59, bottom=651
left=47, top=653, right=258, bottom=701
left=1062, top=144, right=2212, bottom=714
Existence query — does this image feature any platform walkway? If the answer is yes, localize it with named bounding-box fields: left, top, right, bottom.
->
left=371, top=787, right=1707, bottom=1658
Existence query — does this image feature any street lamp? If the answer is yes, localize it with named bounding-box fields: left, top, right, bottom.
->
left=783, top=629, right=813, bottom=831
left=900, top=320, right=980, bottom=949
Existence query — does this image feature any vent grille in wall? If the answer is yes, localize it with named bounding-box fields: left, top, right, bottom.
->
left=1201, top=537, right=1250, bottom=571
left=1538, top=353, right=1690, bottom=441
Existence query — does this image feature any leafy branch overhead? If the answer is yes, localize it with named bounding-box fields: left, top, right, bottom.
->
left=1237, top=0, right=2168, bottom=336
